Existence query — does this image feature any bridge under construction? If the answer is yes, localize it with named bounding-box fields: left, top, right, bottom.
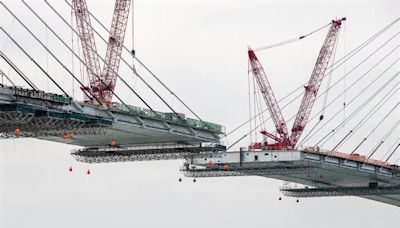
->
left=1, top=0, right=400, bottom=208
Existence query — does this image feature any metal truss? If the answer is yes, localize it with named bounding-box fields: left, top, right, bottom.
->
left=72, top=145, right=225, bottom=163
left=0, top=111, right=106, bottom=138
left=182, top=166, right=314, bottom=178
left=280, top=185, right=400, bottom=197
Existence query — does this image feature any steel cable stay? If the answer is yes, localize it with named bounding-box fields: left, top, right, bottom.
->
left=314, top=70, right=400, bottom=147
left=60, top=0, right=202, bottom=120
left=343, top=87, right=400, bottom=153
left=278, top=43, right=400, bottom=146
left=319, top=70, right=400, bottom=148
left=299, top=45, right=400, bottom=146
left=0, top=69, right=15, bottom=86
left=224, top=18, right=400, bottom=139
left=334, top=85, right=400, bottom=153
left=318, top=74, right=400, bottom=148
left=21, top=1, right=153, bottom=113
left=367, top=118, right=400, bottom=159
left=380, top=137, right=400, bottom=161
left=384, top=140, right=400, bottom=163
left=350, top=89, right=399, bottom=154
left=0, top=50, right=38, bottom=91
left=0, top=28, right=85, bottom=101
left=381, top=137, right=400, bottom=160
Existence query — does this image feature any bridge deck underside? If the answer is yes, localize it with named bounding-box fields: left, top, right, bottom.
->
left=183, top=152, right=400, bottom=207
left=39, top=122, right=211, bottom=147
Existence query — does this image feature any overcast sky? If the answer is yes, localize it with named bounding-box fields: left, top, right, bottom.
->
left=1, top=0, right=400, bottom=227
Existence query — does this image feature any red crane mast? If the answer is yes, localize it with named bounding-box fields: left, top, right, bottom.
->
left=248, top=48, right=289, bottom=145
left=289, top=18, right=346, bottom=147
left=72, top=0, right=131, bottom=106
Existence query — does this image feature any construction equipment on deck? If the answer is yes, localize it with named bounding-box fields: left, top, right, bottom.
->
left=248, top=18, right=346, bottom=150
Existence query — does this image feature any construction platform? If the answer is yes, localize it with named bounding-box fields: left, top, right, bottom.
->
left=181, top=147, right=400, bottom=207
left=0, top=84, right=225, bottom=148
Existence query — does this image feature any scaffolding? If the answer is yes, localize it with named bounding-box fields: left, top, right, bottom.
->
left=181, top=166, right=314, bottom=178
left=280, top=185, right=400, bottom=197
left=72, top=144, right=226, bottom=163
left=0, top=103, right=110, bottom=138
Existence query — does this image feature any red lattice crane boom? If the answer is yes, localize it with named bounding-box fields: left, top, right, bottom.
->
left=72, top=0, right=101, bottom=94
left=289, top=18, right=346, bottom=147
left=248, top=49, right=289, bottom=144
left=72, top=0, right=131, bottom=106
left=248, top=18, right=345, bottom=150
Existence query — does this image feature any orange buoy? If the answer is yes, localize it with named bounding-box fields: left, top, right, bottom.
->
left=68, top=166, right=73, bottom=172
left=223, top=164, right=229, bottom=170
left=110, top=139, right=117, bottom=147
left=14, top=128, right=21, bottom=135
left=62, top=134, right=67, bottom=140
left=68, top=133, right=74, bottom=139
left=86, top=169, right=91, bottom=175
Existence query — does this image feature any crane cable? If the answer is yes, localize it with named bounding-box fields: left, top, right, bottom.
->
left=253, top=21, right=331, bottom=52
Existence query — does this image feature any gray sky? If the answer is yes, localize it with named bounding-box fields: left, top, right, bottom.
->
left=1, top=0, right=400, bottom=227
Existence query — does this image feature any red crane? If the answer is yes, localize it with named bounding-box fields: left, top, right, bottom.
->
left=248, top=48, right=289, bottom=147
left=72, top=0, right=132, bottom=106
left=248, top=18, right=345, bottom=150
